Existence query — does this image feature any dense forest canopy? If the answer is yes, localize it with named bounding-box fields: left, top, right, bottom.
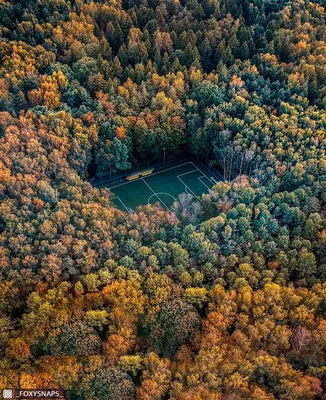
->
left=0, top=0, right=325, bottom=399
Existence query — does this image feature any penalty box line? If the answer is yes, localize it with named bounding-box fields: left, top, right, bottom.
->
left=190, top=161, right=214, bottom=183
left=198, top=176, right=211, bottom=190
left=183, top=163, right=214, bottom=192
left=177, top=168, right=200, bottom=197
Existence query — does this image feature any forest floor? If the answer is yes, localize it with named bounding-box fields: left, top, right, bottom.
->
left=108, top=162, right=216, bottom=213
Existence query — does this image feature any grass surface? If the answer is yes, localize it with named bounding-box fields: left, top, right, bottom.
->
left=108, top=162, right=215, bottom=213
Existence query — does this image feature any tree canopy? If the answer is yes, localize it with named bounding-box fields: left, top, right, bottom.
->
left=0, top=0, right=325, bottom=398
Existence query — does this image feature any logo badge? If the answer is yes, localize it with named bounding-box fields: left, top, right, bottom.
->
left=2, top=390, right=13, bottom=399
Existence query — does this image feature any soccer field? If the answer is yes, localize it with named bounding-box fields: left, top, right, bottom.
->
left=107, top=162, right=217, bottom=213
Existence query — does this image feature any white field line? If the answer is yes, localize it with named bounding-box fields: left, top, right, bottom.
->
left=177, top=175, right=196, bottom=196
left=142, top=179, right=169, bottom=210
left=177, top=169, right=199, bottom=177
left=109, top=162, right=193, bottom=189
left=190, top=161, right=213, bottom=182
left=198, top=176, right=211, bottom=190
left=112, top=196, right=130, bottom=214
left=184, top=185, right=191, bottom=195
left=111, top=162, right=213, bottom=211
left=148, top=192, right=176, bottom=205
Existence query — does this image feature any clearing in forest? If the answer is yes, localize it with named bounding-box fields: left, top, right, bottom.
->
left=106, top=162, right=218, bottom=213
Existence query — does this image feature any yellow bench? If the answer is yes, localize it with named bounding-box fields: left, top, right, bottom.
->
left=126, top=174, right=140, bottom=181
left=126, top=169, right=153, bottom=181
left=141, top=170, right=153, bottom=177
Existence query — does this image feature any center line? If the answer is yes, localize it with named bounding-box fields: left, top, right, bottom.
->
left=142, top=179, right=169, bottom=210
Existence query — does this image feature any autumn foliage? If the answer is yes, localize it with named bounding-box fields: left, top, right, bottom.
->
left=0, top=0, right=325, bottom=398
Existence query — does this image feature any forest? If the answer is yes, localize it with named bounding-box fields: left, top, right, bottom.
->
left=0, top=0, right=325, bottom=398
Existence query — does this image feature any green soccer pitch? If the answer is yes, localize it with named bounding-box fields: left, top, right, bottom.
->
left=107, top=162, right=217, bottom=213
